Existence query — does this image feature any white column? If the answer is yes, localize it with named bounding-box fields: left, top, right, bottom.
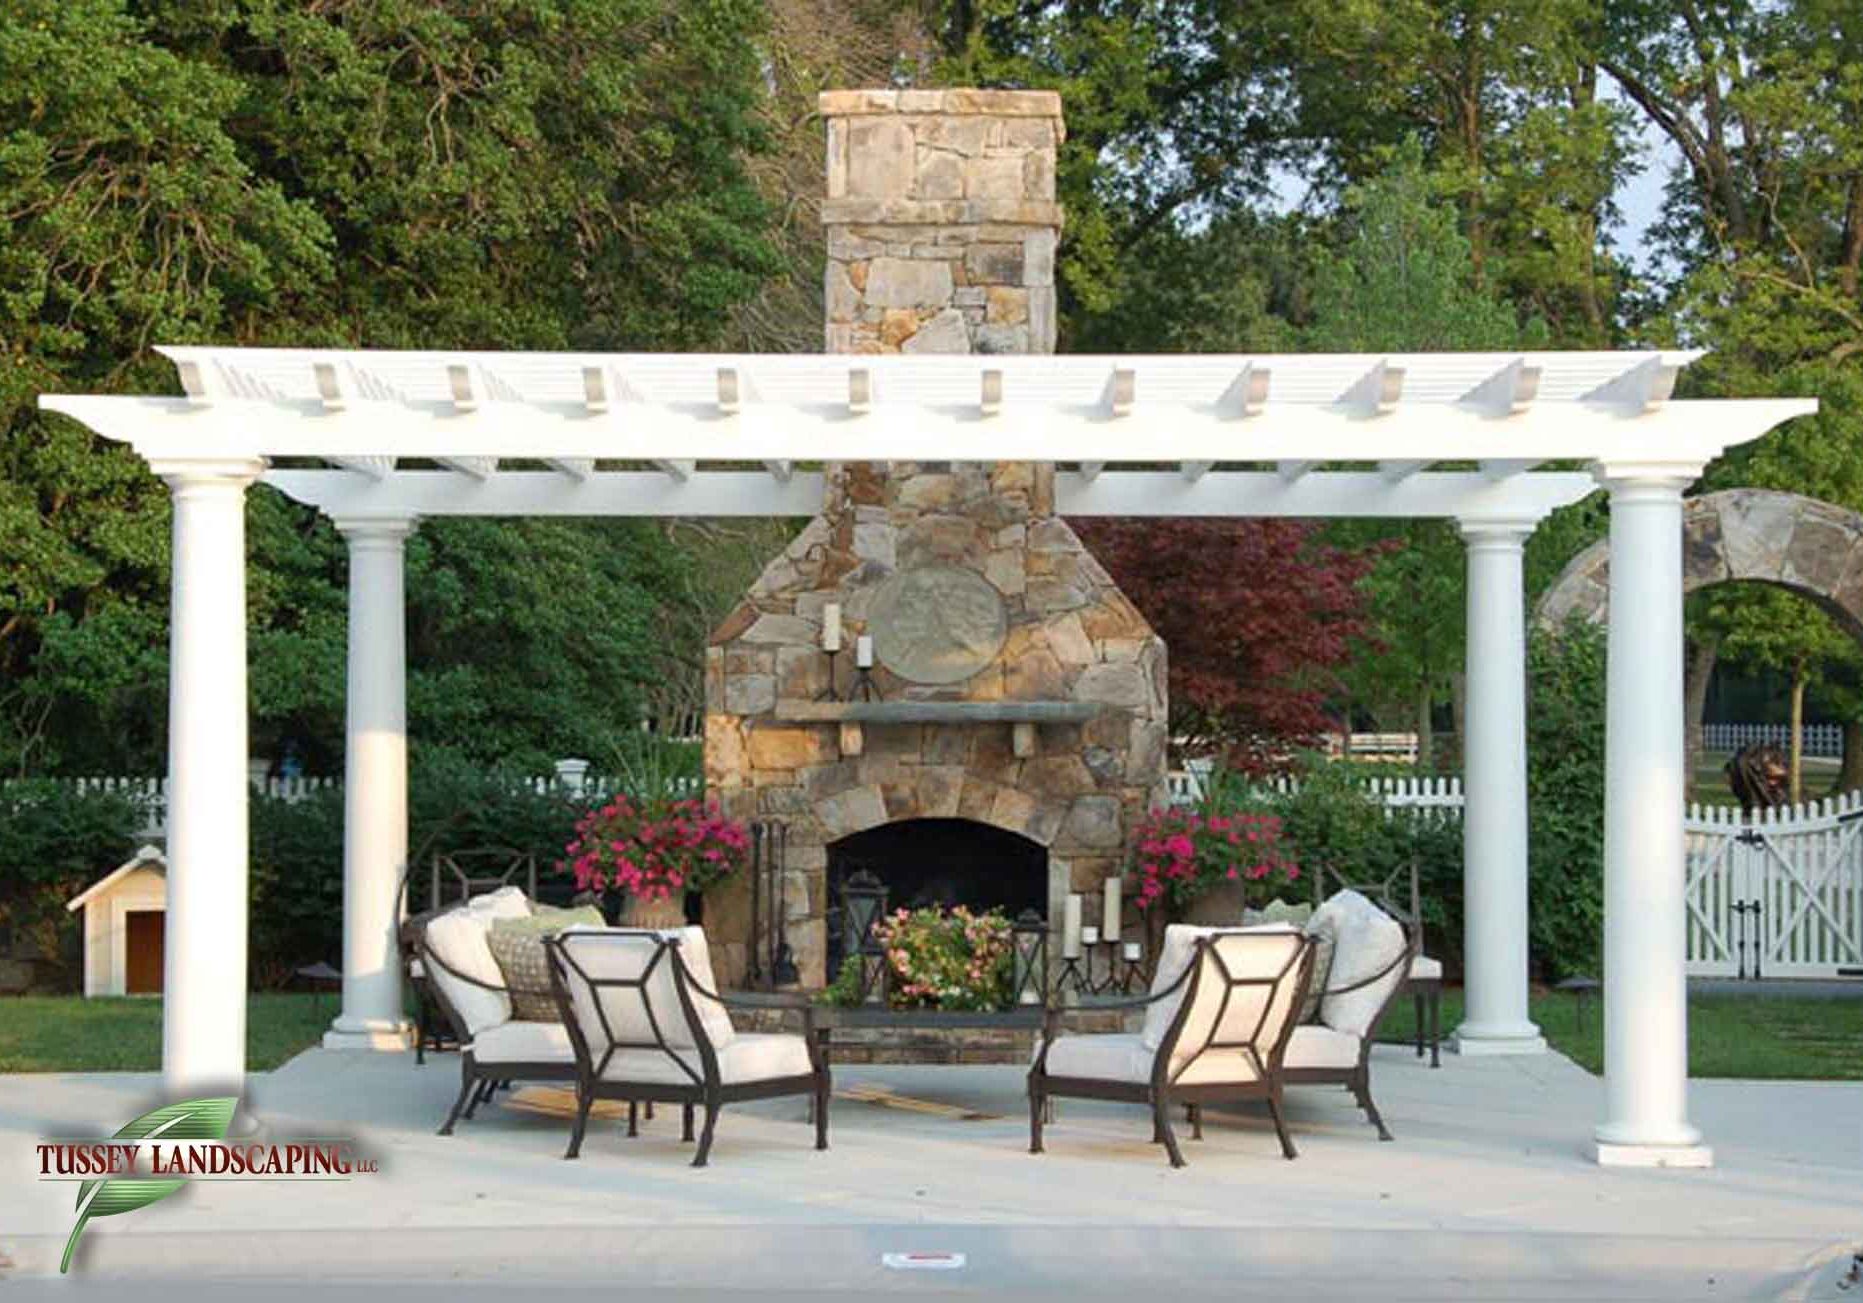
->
left=1593, top=464, right=1712, bottom=1167
left=153, top=458, right=265, bottom=1100
left=1452, top=517, right=1545, bottom=1056
left=323, top=517, right=417, bottom=1051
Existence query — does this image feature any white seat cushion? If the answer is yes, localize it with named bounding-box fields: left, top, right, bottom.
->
left=471, top=1019, right=575, bottom=1064
left=1311, top=890, right=1408, bottom=1039
left=1284, top=1023, right=1362, bottom=1070
left=1410, top=954, right=1443, bottom=981
left=595, top=1032, right=812, bottom=1086
left=423, top=907, right=511, bottom=1035
left=1043, top=1030, right=1268, bottom=1086
left=1043, top=1033, right=1155, bottom=1084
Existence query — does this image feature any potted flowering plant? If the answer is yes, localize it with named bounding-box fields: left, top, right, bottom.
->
left=1130, top=805, right=1300, bottom=920
left=826, top=905, right=1014, bottom=1011
left=557, top=794, right=750, bottom=928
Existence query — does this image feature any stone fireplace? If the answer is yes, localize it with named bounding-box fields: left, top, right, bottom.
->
left=703, top=90, right=1169, bottom=988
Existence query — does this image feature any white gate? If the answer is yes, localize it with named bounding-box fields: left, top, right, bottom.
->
left=1685, top=794, right=1863, bottom=978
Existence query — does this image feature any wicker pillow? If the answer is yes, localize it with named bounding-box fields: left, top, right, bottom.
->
left=486, top=907, right=604, bottom=1022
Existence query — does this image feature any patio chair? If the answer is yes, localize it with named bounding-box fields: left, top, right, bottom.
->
left=1028, top=926, right=1313, bottom=1168
left=1312, top=859, right=1441, bottom=1068
left=414, top=887, right=583, bottom=1135
left=1281, top=885, right=1417, bottom=1141
left=545, top=927, right=829, bottom=1167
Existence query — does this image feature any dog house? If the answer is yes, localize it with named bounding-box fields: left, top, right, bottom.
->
left=67, top=845, right=168, bottom=996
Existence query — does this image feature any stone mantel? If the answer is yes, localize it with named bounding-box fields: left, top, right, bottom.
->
left=773, top=701, right=1106, bottom=724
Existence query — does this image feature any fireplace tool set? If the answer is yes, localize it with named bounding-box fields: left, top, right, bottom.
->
left=745, top=820, right=798, bottom=990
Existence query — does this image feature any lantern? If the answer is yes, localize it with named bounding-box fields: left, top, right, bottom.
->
left=840, top=868, right=889, bottom=1004
left=1011, top=909, right=1049, bottom=1007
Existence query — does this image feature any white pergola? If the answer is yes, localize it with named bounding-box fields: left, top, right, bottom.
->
left=43, top=345, right=1814, bottom=1168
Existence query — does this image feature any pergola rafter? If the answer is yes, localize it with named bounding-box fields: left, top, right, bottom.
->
left=40, top=347, right=1811, bottom=528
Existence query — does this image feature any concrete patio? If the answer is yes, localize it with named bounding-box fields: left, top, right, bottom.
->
left=4, top=1043, right=1859, bottom=1298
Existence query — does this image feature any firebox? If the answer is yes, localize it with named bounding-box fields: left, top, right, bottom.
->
left=826, top=818, right=1046, bottom=979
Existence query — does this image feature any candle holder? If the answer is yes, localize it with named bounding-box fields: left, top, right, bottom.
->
left=849, top=665, right=879, bottom=702
left=815, top=646, right=842, bottom=702
left=1054, top=954, right=1088, bottom=998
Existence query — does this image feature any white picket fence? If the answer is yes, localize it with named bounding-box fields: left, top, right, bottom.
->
left=7, top=760, right=701, bottom=839
left=1703, top=722, right=1843, bottom=758
left=1165, top=768, right=1465, bottom=818
left=1684, top=793, right=1863, bottom=978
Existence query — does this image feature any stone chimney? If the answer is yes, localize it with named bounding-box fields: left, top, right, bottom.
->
left=820, top=89, right=1061, bottom=355
left=702, top=91, right=1165, bottom=994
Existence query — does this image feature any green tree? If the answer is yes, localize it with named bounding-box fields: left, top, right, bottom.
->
left=1305, top=144, right=1553, bottom=766
left=3, top=0, right=784, bottom=774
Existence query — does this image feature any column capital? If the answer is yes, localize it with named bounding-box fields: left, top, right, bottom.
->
left=147, top=456, right=268, bottom=492
left=1456, top=515, right=1539, bottom=546
left=1592, top=458, right=1706, bottom=494
left=331, top=514, right=419, bottom=542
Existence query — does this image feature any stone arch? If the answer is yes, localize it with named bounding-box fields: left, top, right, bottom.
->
left=1534, top=489, right=1863, bottom=642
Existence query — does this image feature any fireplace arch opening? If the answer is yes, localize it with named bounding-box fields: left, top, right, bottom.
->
left=826, top=818, right=1047, bottom=978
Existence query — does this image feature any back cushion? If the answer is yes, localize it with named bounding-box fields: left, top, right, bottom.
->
left=423, top=907, right=512, bottom=1035
left=1141, top=923, right=1298, bottom=1051
left=1168, top=930, right=1309, bottom=1078
left=551, top=928, right=736, bottom=1059
left=1312, top=890, right=1408, bottom=1038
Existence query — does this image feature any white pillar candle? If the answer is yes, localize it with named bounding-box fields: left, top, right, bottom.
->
left=1062, top=894, right=1082, bottom=959
left=1123, top=941, right=1141, bottom=962
left=1081, top=925, right=1099, bottom=947
left=1103, top=876, right=1122, bottom=941
left=822, top=602, right=842, bottom=653
left=855, top=634, right=874, bottom=668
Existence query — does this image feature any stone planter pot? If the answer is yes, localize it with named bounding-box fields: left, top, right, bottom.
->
left=620, top=893, right=690, bottom=930
left=1182, top=881, right=1249, bottom=927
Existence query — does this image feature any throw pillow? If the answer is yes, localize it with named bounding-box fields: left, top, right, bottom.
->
left=1295, top=920, right=1337, bottom=1024
left=1310, top=889, right=1407, bottom=1039
left=1243, top=898, right=1314, bottom=929
left=487, top=906, right=604, bottom=1022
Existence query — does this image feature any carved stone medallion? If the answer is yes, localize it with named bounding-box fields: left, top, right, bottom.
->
left=869, top=566, right=1009, bottom=685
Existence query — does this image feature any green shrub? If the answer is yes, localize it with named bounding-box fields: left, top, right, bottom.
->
left=0, top=781, right=150, bottom=992
left=1525, top=619, right=1607, bottom=981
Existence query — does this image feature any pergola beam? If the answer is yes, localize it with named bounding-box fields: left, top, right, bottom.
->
left=44, top=394, right=1810, bottom=467
left=256, top=468, right=1601, bottom=520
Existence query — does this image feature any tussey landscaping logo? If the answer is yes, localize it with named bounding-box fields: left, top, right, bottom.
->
left=37, top=1096, right=377, bottom=1272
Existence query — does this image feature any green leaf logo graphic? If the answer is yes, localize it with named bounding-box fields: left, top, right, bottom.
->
left=60, top=1096, right=237, bottom=1274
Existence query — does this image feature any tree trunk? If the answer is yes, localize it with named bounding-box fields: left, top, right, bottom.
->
left=1789, top=665, right=1807, bottom=806
left=1683, top=638, right=1717, bottom=800
left=1836, top=720, right=1863, bottom=798
left=1416, top=681, right=1435, bottom=773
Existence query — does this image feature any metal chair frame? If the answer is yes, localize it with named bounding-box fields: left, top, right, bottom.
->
left=1028, top=931, right=1314, bottom=1168
left=545, top=930, right=829, bottom=1167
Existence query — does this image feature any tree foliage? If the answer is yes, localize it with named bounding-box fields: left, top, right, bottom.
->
left=1073, top=518, right=1380, bottom=768
left=2, top=0, right=785, bottom=774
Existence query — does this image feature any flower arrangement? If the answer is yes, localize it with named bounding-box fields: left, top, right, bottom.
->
left=1129, top=805, right=1299, bottom=913
left=557, top=794, right=750, bottom=905
left=864, top=905, right=1014, bottom=1011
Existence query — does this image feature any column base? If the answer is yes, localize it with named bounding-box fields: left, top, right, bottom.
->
left=1450, top=1022, right=1547, bottom=1056
left=323, top=1018, right=413, bottom=1052
left=1592, top=1139, right=1714, bottom=1169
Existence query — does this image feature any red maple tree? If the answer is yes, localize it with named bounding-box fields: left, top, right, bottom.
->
left=1073, top=518, right=1383, bottom=770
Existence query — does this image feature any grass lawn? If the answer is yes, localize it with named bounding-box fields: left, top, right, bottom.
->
left=1379, top=987, right=1863, bottom=1079
left=0, top=993, right=336, bottom=1073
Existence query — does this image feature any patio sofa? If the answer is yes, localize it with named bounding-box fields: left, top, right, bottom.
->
left=545, top=927, right=829, bottom=1167
left=412, top=885, right=584, bottom=1136
left=1028, top=925, right=1314, bottom=1167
